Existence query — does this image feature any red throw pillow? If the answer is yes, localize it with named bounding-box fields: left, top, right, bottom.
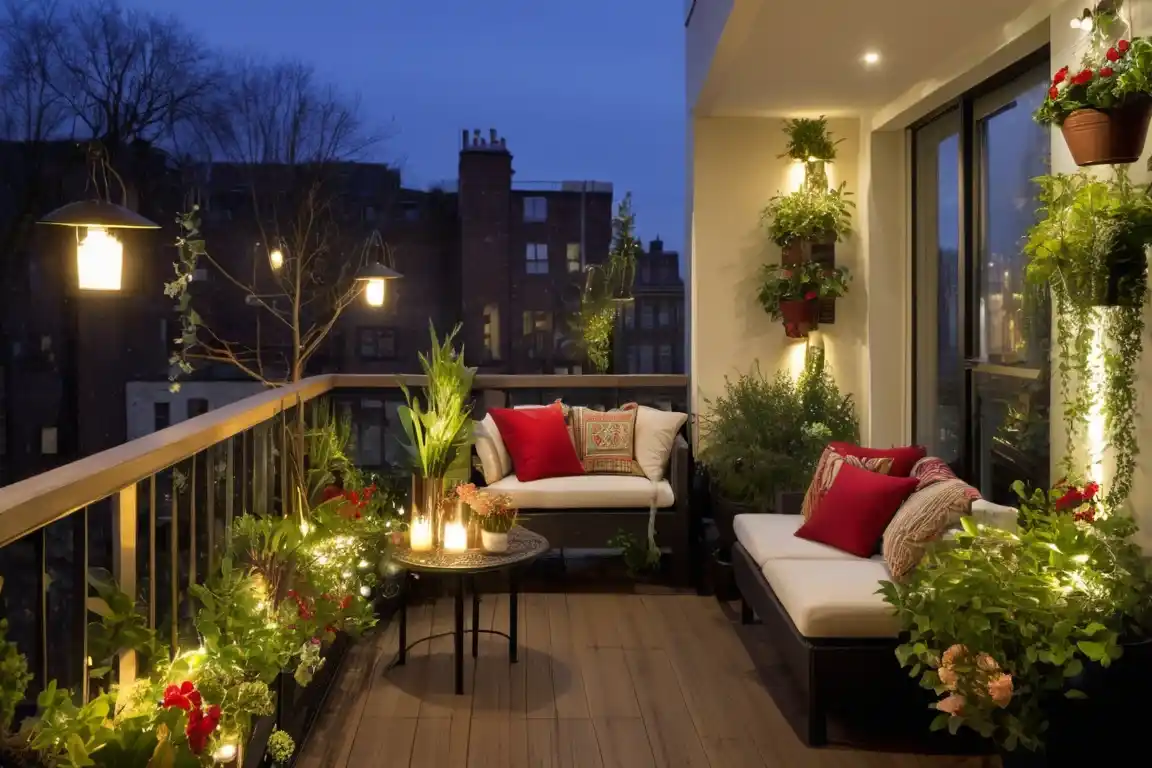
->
left=488, top=405, right=584, bottom=482
left=795, top=462, right=919, bottom=558
left=829, top=441, right=926, bottom=478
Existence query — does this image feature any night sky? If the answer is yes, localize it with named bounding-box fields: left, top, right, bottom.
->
left=119, top=0, right=686, bottom=256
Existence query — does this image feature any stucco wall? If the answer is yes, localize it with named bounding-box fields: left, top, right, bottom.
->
left=690, top=117, right=868, bottom=438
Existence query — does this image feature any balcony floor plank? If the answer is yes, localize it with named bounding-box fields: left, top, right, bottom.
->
left=299, top=594, right=988, bottom=768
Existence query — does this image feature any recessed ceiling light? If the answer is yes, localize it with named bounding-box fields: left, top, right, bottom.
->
left=862, top=51, right=881, bottom=66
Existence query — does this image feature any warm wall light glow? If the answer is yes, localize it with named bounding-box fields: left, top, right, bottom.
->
left=862, top=51, right=881, bottom=65
left=1086, top=310, right=1109, bottom=487
left=269, top=248, right=284, bottom=270
left=212, top=741, right=238, bottom=763
left=77, top=226, right=123, bottom=291
left=784, top=337, right=808, bottom=381
left=364, top=278, right=386, bottom=307
left=786, top=160, right=807, bottom=194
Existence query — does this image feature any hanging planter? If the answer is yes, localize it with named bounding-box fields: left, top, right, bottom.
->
left=1037, top=38, right=1152, bottom=167
left=779, top=298, right=817, bottom=338
left=757, top=262, right=850, bottom=338
left=1061, top=98, right=1152, bottom=166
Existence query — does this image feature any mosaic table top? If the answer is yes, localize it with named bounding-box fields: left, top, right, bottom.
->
left=391, top=526, right=549, bottom=574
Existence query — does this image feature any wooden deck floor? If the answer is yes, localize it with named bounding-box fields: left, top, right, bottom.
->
left=298, top=594, right=986, bottom=768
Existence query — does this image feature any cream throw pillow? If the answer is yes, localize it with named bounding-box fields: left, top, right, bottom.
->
left=630, top=406, right=688, bottom=482
left=473, top=415, right=510, bottom=483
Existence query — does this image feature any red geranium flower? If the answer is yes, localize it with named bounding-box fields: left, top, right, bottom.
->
left=1055, top=487, right=1084, bottom=511
left=321, top=485, right=343, bottom=502
left=1071, top=68, right=1094, bottom=86
left=1053, top=66, right=1069, bottom=85
left=340, top=594, right=353, bottom=610
left=1119, top=39, right=1131, bottom=53
left=1100, top=66, right=1115, bottom=78
left=162, top=681, right=197, bottom=711
left=185, top=704, right=221, bottom=755
left=346, top=489, right=361, bottom=506
left=1084, top=481, right=1100, bottom=500
left=1074, top=506, right=1097, bottom=524
left=1107, top=47, right=1120, bottom=62
left=1049, top=86, right=1060, bottom=99
left=804, top=291, right=818, bottom=301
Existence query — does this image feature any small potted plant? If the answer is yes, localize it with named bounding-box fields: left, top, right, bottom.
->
left=757, top=262, right=850, bottom=338
left=1035, top=35, right=1152, bottom=166
left=779, top=116, right=844, bottom=190
left=265, top=728, right=296, bottom=767
left=457, top=483, right=516, bottom=553
left=760, top=182, right=854, bottom=262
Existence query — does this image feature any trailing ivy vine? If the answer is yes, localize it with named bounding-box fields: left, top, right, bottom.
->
left=1024, top=169, right=1150, bottom=508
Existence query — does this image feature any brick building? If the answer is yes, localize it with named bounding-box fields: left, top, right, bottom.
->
left=617, top=238, right=686, bottom=374
left=0, top=130, right=619, bottom=482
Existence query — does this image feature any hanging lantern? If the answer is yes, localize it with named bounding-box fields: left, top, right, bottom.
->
left=269, top=248, right=285, bottom=271
left=38, top=200, right=160, bottom=291
left=355, top=262, right=402, bottom=307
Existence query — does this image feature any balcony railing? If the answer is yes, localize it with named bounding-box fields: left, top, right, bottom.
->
left=0, top=373, right=687, bottom=751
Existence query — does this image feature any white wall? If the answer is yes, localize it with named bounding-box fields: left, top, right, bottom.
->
left=690, top=117, right=871, bottom=433
left=126, top=381, right=264, bottom=440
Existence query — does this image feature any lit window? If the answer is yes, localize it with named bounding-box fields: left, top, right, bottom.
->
left=524, top=197, right=547, bottom=222
left=526, top=243, right=549, bottom=274
left=483, top=304, right=501, bottom=361
left=566, top=243, right=581, bottom=273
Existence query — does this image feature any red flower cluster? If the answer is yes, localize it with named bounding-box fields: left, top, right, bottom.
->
left=287, top=589, right=315, bottom=619
left=1048, top=41, right=1132, bottom=100
left=804, top=290, right=818, bottom=301
left=161, top=681, right=220, bottom=755
left=319, top=483, right=378, bottom=519
left=1054, top=480, right=1100, bottom=523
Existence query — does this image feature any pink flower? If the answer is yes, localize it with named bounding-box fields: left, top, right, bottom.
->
left=976, top=653, right=999, bottom=673
left=942, top=644, right=967, bottom=667
left=937, top=694, right=966, bottom=716
left=938, top=667, right=958, bottom=690
left=988, top=674, right=1013, bottom=708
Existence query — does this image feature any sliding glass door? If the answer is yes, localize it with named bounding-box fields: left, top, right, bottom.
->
left=913, top=55, right=1051, bottom=501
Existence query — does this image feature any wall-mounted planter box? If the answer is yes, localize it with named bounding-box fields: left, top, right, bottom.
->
left=781, top=236, right=838, bottom=326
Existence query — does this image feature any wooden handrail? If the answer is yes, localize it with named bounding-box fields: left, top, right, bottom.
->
left=0, top=373, right=689, bottom=546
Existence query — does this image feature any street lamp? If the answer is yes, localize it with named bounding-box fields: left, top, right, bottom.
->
left=355, top=261, right=402, bottom=308
left=38, top=200, right=161, bottom=291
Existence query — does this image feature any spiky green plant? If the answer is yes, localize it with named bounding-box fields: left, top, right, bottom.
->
left=398, top=323, right=476, bottom=478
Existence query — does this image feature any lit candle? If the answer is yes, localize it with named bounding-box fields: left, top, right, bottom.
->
left=410, top=517, right=433, bottom=551
left=444, top=521, right=468, bottom=552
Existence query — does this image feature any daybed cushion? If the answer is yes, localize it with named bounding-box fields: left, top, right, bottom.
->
left=761, top=558, right=900, bottom=638
left=487, top=474, right=674, bottom=510
left=622, top=404, right=689, bottom=482
left=733, top=514, right=862, bottom=565
left=474, top=415, right=508, bottom=484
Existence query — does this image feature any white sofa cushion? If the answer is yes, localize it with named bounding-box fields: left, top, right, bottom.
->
left=630, top=406, right=687, bottom=482
left=733, top=513, right=861, bottom=565
left=487, top=474, right=674, bottom=510
left=474, top=416, right=508, bottom=484
left=761, top=558, right=899, bottom=638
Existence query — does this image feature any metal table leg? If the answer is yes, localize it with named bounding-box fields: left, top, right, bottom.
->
left=471, top=576, right=480, bottom=658
left=509, top=567, right=518, bottom=663
left=397, top=572, right=408, bottom=666
left=454, top=574, right=465, bottom=694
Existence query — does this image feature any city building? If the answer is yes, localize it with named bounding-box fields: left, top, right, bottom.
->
left=616, top=238, right=686, bottom=374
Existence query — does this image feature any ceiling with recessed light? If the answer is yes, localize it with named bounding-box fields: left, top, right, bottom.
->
left=693, top=0, right=1064, bottom=120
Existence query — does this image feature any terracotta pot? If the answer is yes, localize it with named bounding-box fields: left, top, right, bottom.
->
left=779, top=299, right=816, bottom=338
left=1061, top=99, right=1152, bottom=166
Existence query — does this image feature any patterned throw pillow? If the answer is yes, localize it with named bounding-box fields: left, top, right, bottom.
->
left=569, top=406, right=646, bottom=476
left=883, top=478, right=982, bottom=580
left=801, top=447, right=894, bottom=519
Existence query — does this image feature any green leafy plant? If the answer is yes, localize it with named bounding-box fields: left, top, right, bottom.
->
left=779, top=116, right=843, bottom=163
left=607, top=530, right=660, bottom=579
left=880, top=482, right=1152, bottom=753
left=267, top=728, right=296, bottom=765
left=398, top=323, right=475, bottom=479
left=0, top=582, right=31, bottom=759
left=85, top=570, right=164, bottom=682
left=1023, top=169, right=1150, bottom=508
left=577, top=193, right=640, bottom=372
left=756, top=262, right=850, bottom=321
left=1035, top=36, right=1152, bottom=125
left=760, top=183, right=854, bottom=247
left=698, top=355, right=858, bottom=508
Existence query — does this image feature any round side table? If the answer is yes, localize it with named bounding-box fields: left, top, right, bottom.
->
left=388, top=526, right=549, bottom=694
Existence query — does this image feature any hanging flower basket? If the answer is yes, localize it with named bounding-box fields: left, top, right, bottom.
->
left=1061, top=98, right=1152, bottom=167
left=779, top=299, right=816, bottom=338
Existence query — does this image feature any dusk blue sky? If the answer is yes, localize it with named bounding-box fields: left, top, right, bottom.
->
left=121, top=0, right=687, bottom=256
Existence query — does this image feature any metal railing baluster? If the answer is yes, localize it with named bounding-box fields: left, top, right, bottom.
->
left=206, top=446, right=216, bottom=573
left=170, top=473, right=179, bottom=654
left=112, top=484, right=137, bottom=689
left=225, top=438, right=235, bottom=549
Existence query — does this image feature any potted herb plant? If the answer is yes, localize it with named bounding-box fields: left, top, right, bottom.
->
left=1023, top=169, right=1151, bottom=509
left=1036, top=35, right=1152, bottom=166
left=779, top=115, right=844, bottom=190
left=880, top=480, right=1152, bottom=761
left=757, top=262, right=850, bottom=338
left=698, top=356, right=858, bottom=549
left=456, top=483, right=516, bottom=553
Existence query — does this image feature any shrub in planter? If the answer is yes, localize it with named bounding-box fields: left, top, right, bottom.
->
left=698, top=356, right=858, bottom=544
left=757, top=261, right=850, bottom=337
left=1024, top=169, right=1151, bottom=507
left=1036, top=36, right=1152, bottom=166
left=880, top=479, right=1152, bottom=757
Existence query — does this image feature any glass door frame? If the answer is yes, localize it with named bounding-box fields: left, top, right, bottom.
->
left=909, top=45, right=1049, bottom=484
